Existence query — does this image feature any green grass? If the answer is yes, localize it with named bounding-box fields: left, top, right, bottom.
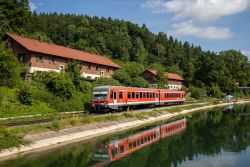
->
left=0, top=126, right=29, bottom=151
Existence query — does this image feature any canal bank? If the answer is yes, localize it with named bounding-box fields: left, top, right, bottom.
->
left=0, top=100, right=250, bottom=160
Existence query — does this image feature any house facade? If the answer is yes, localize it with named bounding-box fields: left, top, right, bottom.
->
left=2, top=33, right=120, bottom=80
left=142, top=70, right=184, bottom=90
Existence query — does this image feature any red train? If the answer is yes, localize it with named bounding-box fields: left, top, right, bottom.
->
left=93, top=118, right=187, bottom=162
left=91, top=86, right=185, bottom=111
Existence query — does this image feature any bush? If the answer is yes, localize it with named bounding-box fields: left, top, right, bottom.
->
left=19, top=84, right=33, bottom=105
left=208, top=84, right=222, bottom=98
left=34, top=72, right=75, bottom=100
left=92, top=77, right=121, bottom=87
left=113, top=69, right=132, bottom=86
left=190, top=86, right=206, bottom=99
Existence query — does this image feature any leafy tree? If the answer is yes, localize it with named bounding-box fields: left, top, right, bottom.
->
left=154, top=69, right=168, bottom=89
left=65, top=60, right=87, bottom=92
left=131, top=37, right=146, bottom=63
left=112, top=69, right=132, bottom=86
left=0, top=49, right=21, bottom=88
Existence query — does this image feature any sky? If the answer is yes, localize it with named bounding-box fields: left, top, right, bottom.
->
left=29, top=0, right=250, bottom=59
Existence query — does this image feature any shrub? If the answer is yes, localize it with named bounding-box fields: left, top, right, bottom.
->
left=34, top=72, right=75, bottom=100
left=190, top=86, right=206, bottom=99
left=19, top=84, right=33, bottom=105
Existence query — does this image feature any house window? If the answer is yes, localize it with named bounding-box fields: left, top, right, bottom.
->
left=101, top=71, right=104, bottom=77
left=87, top=64, right=91, bottom=70
left=36, top=56, right=43, bottom=63
left=59, top=65, right=64, bottom=72
left=96, top=66, right=99, bottom=70
left=49, top=57, right=55, bottom=64
left=18, top=54, right=25, bottom=64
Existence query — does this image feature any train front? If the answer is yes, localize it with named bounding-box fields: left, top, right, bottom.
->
left=91, top=86, right=110, bottom=111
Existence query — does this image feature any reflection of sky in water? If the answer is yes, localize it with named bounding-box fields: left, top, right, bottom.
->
left=177, top=147, right=250, bottom=167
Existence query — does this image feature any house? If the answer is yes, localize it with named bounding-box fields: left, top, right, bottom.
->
left=2, top=33, right=120, bottom=80
left=142, top=69, right=184, bottom=90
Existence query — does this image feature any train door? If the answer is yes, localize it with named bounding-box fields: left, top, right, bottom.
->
left=155, top=91, right=159, bottom=105
left=113, top=91, right=117, bottom=105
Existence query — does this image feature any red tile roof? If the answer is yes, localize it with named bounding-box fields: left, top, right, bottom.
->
left=4, top=33, right=120, bottom=68
left=147, top=69, right=184, bottom=81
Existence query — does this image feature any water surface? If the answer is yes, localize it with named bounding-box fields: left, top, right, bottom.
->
left=0, top=104, right=250, bottom=167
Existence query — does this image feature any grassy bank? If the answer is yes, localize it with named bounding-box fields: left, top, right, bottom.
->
left=0, top=101, right=222, bottom=151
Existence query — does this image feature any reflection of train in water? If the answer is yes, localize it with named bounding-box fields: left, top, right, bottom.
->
left=91, top=86, right=185, bottom=112
left=93, top=118, right=187, bottom=162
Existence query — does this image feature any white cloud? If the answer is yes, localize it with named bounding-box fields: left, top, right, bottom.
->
left=29, top=1, right=37, bottom=12
left=180, top=153, right=239, bottom=167
left=171, top=20, right=233, bottom=39
left=241, top=50, right=250, bottom=59
left=142, top=0, right=250, bottom=40
left=142, top=0, right=250, bottom=22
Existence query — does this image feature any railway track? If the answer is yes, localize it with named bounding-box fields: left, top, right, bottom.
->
left=0, top=102, right=209, bottom=127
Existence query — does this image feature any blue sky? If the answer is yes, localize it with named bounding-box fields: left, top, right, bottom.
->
left=29, top=0, right=250, bottom=59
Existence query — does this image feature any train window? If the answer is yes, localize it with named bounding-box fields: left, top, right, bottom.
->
left=119, top=92, right=123, bottom=99
left=120, top=145, right=124, bottom=153
left=147, top=92, right=150, bottom=98
left=148, top=136, right=150, bottom=141
left=150, top=92, right=153, bottom=98
left=110, top=91, right=113, bottom=99
left=156, top=93, right=158, bottom=98
left=137, top=140, right=141, bottom=146
left=114, top=91, right=117, bottom=100
left=143, top=92, right=147, bottom=98
left=128, top=92, right=131, bottom=99
left=115, top=147, right=118, bottom=156
left=136, top=92, right=139, bottom=99
left=154, top=133, right=156, bottom=138
left=129, top=143, right=133, bottom=149
left=153, top=93, right=155, bottom=98
left=141, top=138, right=144, bottom=144
left=140, top=92, right=143, bottom=98
left=133, top=141, right=136, bottom=148
left=132, top=92, right=135, bottom=99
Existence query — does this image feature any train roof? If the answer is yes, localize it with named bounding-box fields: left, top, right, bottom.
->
left=93, top=86, right=185, bottom=92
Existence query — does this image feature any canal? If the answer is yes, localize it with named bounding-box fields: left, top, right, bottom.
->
left=0, top=104, right=250, bottom=167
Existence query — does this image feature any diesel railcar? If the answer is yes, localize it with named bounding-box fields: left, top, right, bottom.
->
left=91, top=86, right=185, bottom=111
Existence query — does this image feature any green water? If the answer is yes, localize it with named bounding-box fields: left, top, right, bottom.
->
left=0, top=104, right=250, bottom=167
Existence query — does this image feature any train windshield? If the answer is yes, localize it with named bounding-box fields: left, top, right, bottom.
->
left=92, top=91, right=108, bottom=100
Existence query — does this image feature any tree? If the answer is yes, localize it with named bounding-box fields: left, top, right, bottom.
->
left=154, top=69, right=168, bottom=89
left=0, top=49, right=21, bottom=88
left=112, top=69, right=132, bottom=86
left=92, top=77, right=121, bottom=87
left=65, top=60, right=86, bottom=92
left=131, top=77, right=148, bottom=88
left=131, top=37, right=146, bottom=63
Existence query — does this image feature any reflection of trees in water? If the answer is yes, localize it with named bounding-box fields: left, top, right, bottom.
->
left=0, top=141, right=96, bottom=167
left=108, top=105, right=250, bottom=167
left=1, top=105, right=250, bottom=167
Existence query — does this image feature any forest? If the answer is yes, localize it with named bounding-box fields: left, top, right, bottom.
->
left=0, top=0, right=250, bottom=114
